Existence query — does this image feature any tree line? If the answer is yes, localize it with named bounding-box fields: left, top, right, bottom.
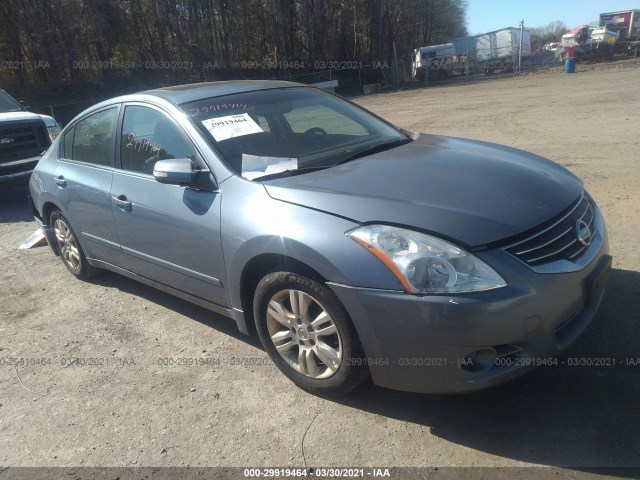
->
left=529, top=20, right=569, bottom=50
left=0, top=0, right=467, bottom=120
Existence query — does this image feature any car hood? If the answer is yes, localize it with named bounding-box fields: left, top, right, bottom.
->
left=264, top=134, right=583, bottom=247
left=0, top=111, right=58, bottom=127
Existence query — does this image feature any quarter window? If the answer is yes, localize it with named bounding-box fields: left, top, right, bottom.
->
left=120, top=106, right=195, bottom=174
left=62, top=127, right=74, bottom=159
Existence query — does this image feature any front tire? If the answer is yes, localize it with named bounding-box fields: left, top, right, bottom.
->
left=50, top=210, right=100, bottom=280
left=254, top=272, right=368, bottom=396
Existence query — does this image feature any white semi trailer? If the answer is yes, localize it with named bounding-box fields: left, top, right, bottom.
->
left=412, top=27, right=532, bottom=80
left=452, top=27, right=531, bottom=73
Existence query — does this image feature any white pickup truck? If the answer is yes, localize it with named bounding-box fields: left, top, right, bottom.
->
left=0, top=89, right=60, bottom=186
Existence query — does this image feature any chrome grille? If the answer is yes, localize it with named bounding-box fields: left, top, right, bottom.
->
left=0, top=120, right=49, bottom=163
left=505, top=195, right=596, bottom=266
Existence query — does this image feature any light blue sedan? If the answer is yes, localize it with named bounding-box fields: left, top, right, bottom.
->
left=29, top=81, right=611, bottom=395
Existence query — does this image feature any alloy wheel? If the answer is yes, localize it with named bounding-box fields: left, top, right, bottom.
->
left=266, top=289, right=342, bottom=379
left=54, top=218, right=81, bottom=271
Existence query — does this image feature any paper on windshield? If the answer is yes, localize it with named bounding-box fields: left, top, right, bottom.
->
left=241, top=154, right=298, bottom=180
left=201, top=113, right=263, bottom=142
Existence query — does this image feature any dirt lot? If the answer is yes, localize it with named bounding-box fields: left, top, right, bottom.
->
left=1, top=64, right=639, bottom=475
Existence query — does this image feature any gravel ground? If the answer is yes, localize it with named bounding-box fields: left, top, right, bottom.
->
left=1, top=64, right=639, bottom=475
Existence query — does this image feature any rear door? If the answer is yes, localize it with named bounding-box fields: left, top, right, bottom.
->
left=110, top=103, right=228, bottom=307
left=55, top=106, right=121, bottom=264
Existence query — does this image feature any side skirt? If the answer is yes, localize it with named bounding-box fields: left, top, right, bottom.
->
left=87, top=258, right=236, bottom=322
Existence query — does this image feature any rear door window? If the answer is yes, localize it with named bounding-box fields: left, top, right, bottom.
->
left=69, top=108, right=117, bottom=167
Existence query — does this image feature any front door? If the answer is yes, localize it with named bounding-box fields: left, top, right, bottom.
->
left=110, top=104, right=228, bottom=307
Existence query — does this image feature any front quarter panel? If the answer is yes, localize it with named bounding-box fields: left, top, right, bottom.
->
left=220, top=175, right=405, bottom=330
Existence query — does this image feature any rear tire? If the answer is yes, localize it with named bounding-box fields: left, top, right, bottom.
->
left=254, top=272, right=368, bottom=396
left=50, top=210, right=101, bottom=280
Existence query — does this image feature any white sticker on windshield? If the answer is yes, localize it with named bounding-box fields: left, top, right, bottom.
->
left=201, top=113, right=263, bottom=142
left=241, top=154, right=298, bottom=180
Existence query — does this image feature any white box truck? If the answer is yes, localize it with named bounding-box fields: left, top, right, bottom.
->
left=411, top=43, right=457, bottom=78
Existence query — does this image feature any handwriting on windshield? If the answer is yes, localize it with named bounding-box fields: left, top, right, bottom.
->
left=189, top=103, right=248, bottom=117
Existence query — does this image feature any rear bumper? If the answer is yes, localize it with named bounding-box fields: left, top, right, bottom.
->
left=329, top=236, right=610, bottom=394
left=27, top=194, right=42, bottom=221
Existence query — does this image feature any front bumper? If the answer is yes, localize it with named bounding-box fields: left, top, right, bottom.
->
left=329, top=217, right=611, bottom=394
left=0, top=156, right=39, bottom=186
left=0, top=169, right=34, bottom=185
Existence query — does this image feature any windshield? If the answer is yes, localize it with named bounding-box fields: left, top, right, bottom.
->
left=181, top=87, right=408, bottom=180
left=0, top=90, right=24, bottom=113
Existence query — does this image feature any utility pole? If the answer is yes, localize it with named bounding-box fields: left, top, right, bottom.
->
left=518, top=19, right=524, bottom=72
left=393, top=41, right=399, bottom=87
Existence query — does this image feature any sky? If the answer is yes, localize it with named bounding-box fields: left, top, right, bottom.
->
left=466, top=0, right=640, bottom=34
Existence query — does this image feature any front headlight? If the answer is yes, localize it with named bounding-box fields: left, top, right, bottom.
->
left=348, top=225, right=506, bottom=294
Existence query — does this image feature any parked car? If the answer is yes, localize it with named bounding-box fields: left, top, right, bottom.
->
left=28, top=81, right=611, bottom=395
left=1, top=89, right=60, bottom=185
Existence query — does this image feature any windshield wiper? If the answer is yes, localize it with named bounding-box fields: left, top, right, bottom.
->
left=252, top=166, right=328, bottom=181
left=252, top=138, right=412, bottom=181
left=333, top=138, right=412, bottom=166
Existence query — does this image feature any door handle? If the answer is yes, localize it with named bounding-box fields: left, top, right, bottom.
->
left=112, top=195, right=132, bottom=212
left=54, top=176, right=66, bottom=187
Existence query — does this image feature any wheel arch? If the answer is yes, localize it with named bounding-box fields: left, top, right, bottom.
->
left=42, top=200, right=63, bottom=256
left=239, top=253, right=327, bottom=337
left=226, top=229, right=402, bottom=336
left=42, top=201, right=61, bottom=225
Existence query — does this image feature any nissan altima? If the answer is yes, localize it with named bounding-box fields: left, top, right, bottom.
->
left=28, top=81, right=611, bottom=395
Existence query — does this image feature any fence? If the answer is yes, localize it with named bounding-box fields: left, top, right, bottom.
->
left=28, top=53, right=634, bottom=125
left=27, top=63, right=401, bottom=125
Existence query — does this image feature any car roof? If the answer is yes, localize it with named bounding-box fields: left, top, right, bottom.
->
left=63, top=80, right=310, bottom=129
left=140, top=80, right=303, bottom=105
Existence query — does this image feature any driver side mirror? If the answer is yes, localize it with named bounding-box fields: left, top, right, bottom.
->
left=153, top=158, right=217, bottom=190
